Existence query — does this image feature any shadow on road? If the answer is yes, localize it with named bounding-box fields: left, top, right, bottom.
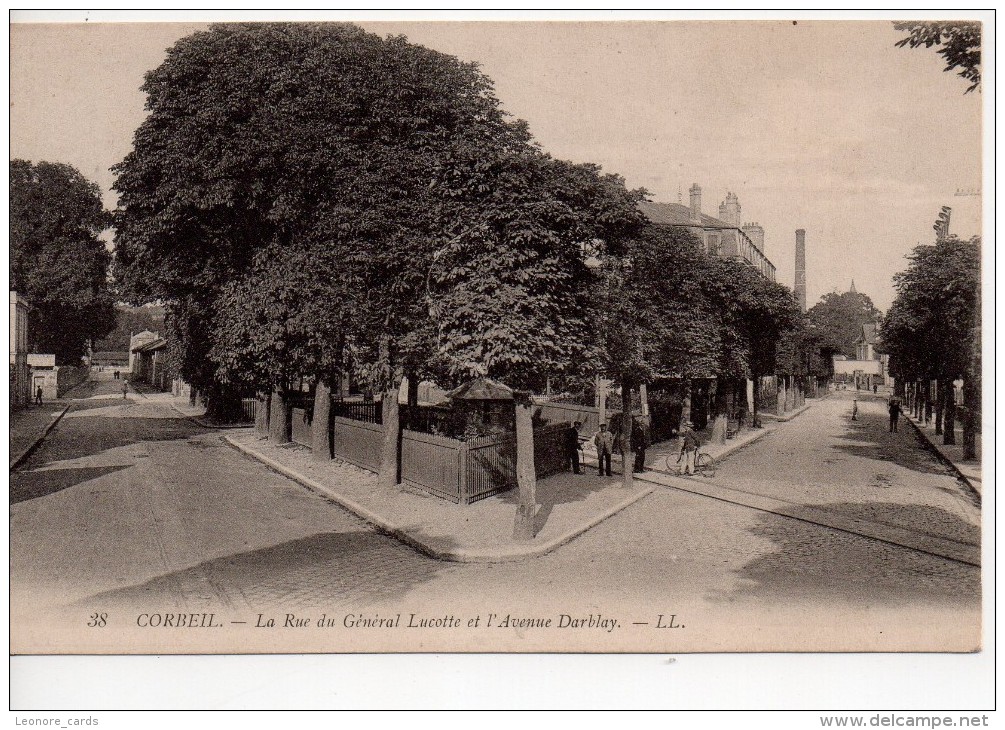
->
left=496, top=470, right=621, bottom=535
left=17, top=412, right=207, bottom=469
left=76, top=529, right=453, bottom=611
left=10, top=465, right=133, bottom=505
left=712, top=501, right=981, bottom=607
left=834, top=409, right=956, bottom=479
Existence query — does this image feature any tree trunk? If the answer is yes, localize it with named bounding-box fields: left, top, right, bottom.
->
left=254, top=391, right=270, bottom=437
left=378, top=385, right=401, bottom=489
left=923, top=380, right=932, bottom=424
left=621, top=385, right=634, bottom=489
left=934, top=380, right=944, bottom=435
left=942, top=381, right=956, bottom=446
left=311, top=381, right=332, bottom=461
left=751, top=376, right=762, bottom=428
left=962, top=377, right=978, bottom=460
left=268, top=387, right=291, bottom=444
left=962, top=322, right=980, bottom=460
left=710, top=378, right=728, bottom=445
left=512, top=395, right=538, bottom=540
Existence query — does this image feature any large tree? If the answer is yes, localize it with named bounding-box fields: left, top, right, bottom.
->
left=894, top=21, right=982, bottom=93
left=112, top=22, right=524, bottom=421
left=806, top=289, right=883, bottom=360
left=883, top=236, right=980, bottom=454
left=10, top=159, right=115, bottom=364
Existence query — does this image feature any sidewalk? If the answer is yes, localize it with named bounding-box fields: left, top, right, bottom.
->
left=903, top=413, right=982, bottom=496
left=225, top=430, right=653, bottom=563
left=9, top=402, right=70, bottom=469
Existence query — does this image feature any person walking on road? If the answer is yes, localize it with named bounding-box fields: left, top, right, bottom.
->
left=851, top=399, right=858, bottom=421
left=679, top=422, right=700, bottom=475
left=35, top=385, right=43, bottom=405
left=888, top=397, right=902, bottom=433
left=122, top=379, right=129, bottom=399
left=594, top=423, right=614, bottom=477
left=564, top=421, right=582, bottom=474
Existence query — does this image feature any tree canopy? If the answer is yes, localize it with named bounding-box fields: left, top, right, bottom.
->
left=112, top=22, right=533, bottom=410
left=882, top=236, right=980, bottom=383
left=893, top=21, right=982, bottom=93
left=10, top=159, right=115, bottom=364
left=806, top=290, right=883, bottom=359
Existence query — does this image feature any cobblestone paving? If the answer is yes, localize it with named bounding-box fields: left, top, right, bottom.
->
left=10, top=382, right=980, bottom=652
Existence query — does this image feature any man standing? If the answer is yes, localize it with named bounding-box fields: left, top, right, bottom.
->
left=888, top=397, right=902, bottom=433
left=564, top=421, right=582, bottom=474
left=631, top=416, right=651, bottom=473
left=122, top=379, right=129, bottom=400
left=35, top=385, right=43, bottom=405
left=679, top=422, right=700, bottom=476
left=594, top=423, right=614, bottom=477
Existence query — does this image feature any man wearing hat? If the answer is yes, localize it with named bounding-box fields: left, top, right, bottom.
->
left=594, top=423, right=614, bottom=477
left=679, top=422, right=700, bottom=475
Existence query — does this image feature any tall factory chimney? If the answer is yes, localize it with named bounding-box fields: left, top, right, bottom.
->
left=794, top=229, right=807, bottom=312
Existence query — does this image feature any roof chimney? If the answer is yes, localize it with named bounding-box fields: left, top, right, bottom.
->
left=689, top=183, right=702, bottom=223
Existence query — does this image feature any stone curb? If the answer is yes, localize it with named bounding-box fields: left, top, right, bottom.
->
left=9, top=404, right=71, bottom=471
left=224, top=434, right=654, bottom=563
left=902, top=415, right=981, bottom=500
left=757, top=402, right=812, bottom=422
left=167, top=401, right=252, bottom=430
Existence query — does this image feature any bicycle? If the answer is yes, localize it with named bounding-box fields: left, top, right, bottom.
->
left=666, top=451, right=716, bottom=478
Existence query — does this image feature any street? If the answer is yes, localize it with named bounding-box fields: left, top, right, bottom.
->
left=10, top=381, right=981, bottom=653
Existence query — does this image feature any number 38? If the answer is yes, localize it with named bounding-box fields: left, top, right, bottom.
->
left=87, top=612, right=107, bottom=627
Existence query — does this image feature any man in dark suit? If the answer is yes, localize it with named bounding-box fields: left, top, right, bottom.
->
left=565, top=421, right=582, bottom=474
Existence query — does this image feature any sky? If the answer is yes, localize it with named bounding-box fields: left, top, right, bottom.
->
left=8, top=13, right=986, bottom=313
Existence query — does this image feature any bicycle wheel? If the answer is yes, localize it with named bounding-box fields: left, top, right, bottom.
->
left=696, top=452, right=715, bottom=477
left=666, top=454, right=682, bottom=474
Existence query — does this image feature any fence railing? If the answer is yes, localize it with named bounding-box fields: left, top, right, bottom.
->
left=332, top=399, right=381, bottom=424
left=241, top=398, right=258, bottom=423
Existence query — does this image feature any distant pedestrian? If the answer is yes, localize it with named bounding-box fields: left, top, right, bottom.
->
left=873, top=384, right=878, bottom=394
left=631, top=416, right=651, bottom=473
left=851, top=399, right=858, bottom=421
left=594, top=423, right=614, bottom=477
left=564, top=421, right=582, bottom=474
left=122, top=379, right=129, bottom=399
left=35, top=386, right=43, bottom=405
left=888, top=397, right=902, bottom=432
left=679, top=422, right=700, bottom=476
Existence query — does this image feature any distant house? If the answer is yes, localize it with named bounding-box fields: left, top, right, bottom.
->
left=131, top=336, right=171, bottom=391
left=90, top=351, right=130, bottom=369
left=638, top=184, right=776, bottom=281
left=129, top=330, right=160, bottom=376
left=832, top=321, right=891, bottom=388
left=9, top=291, right=32, bottom=407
